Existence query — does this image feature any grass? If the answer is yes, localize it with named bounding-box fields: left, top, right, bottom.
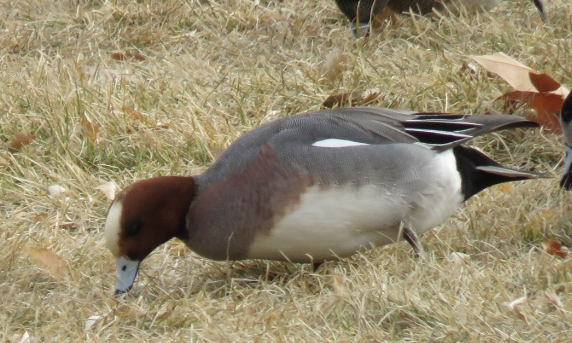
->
left=1, top=0, right=571, bottom=341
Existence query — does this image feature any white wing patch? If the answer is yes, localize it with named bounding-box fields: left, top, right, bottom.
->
left=312, top=138, right=369, bottom=148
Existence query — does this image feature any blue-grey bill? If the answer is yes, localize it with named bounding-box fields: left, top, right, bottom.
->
left=115, top=256, right=140, bottom=295
left=561, top=146, right=572, bottom=190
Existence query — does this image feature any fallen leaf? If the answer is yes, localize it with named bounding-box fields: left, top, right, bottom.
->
left=111, top=52, right=146, bottom=61
left=542, top=240, right=568, bottom=258
left=467, top=54, right=570, bottom=130
left=48, top=185, right=66, bottom=198
left=496, top=91, right=563, bottom=132
left=323, top=89, right=380, bottom=108
left=8, top=132, right=35, bottom=152
left=84, top=315, right=102, bottom=331
left=467, top=53, right=535, bottom=92
left=322, top=48, right=350, bottom=82
left=33, top=213, right=49, bottom=222
left=529, top=72, right=561, bottom=93
left=95, top=181, right=117, bottom=200
left=81, top=114, right=99, bottom=139
left=60, top=222, right=79, bottom=230
left=23, top=246, right=69, bottom=278
left=468, top=53, right=569, bottom=95
left=123, top=106, right=148, bottom=123
left=502, top=296, right=527, bottom=321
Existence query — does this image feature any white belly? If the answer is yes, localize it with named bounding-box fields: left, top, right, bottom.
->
left=246, top=150, right=463, bottom=262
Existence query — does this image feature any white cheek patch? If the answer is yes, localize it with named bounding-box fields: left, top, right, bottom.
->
left=104, top=201, right=123, bottom=258
left=312, top=138, right=369, bottom=148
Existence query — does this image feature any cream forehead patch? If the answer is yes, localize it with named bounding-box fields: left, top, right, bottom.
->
left=104, top=201, right=123, bottom=258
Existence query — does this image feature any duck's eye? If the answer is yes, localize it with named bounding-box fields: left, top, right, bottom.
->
left=125, top=217, right=142, bottom=237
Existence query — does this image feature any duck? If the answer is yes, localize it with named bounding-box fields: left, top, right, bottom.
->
left=559, top=91, right=572, bottom=189
left=104, top=107, right=543, bottom=294
left=333, top=0, right=545, bottom=36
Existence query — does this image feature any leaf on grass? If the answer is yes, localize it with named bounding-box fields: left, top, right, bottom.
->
left=60, top=222, right=79, bottom=230
left=33, top=213, right=49, bottom=222
left=123, top=106, right=148, bottom=123
left=529, top=72, right=561, bottom=93
left=8, top=132, right=35, bottom=152
left=502, top=296, right=527, bottom=321
left=81, top=114, right=99, bottom=139
left=23, top=246, right=69, bottom=278
left=48, top=185, right=66, bottom=198
left=542, top=240, right=568, bottom=258
left=322, top=48, right=350, bottom=82
left=467, top=52, right=570, bottom=132
left=95, top=181, right=117, bottom=200
left=323, top=89, right=380, bottom=108
left=497, top=91, right=563, bottom=132
left=111, top=52, right=146, bottom=61
left=467, top=53, right=534, bottom=92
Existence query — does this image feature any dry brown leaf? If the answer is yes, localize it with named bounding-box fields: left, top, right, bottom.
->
left=123, top=106, right=148, bottom=123
left=467, top=53, right=535, bottom=92
left=33, top=213, right=49, bottom=222
left=23, top=246, right=69, bottom=278
left=111, top=52, right=146, bottom=61
left=467, top=53, right=569, bottom=132
left=529, top=72, right=561, bottom=93
left=497, top=91, right=563, bottom=132
left=8, top=132, right=35, bottom=152
left=323, top=90, right=380, bottom=108
left=542, top=240, right=568, bottom=258
left=60, top=222, right=79, bottom=230
left=81, top=114, right=99, bottom=139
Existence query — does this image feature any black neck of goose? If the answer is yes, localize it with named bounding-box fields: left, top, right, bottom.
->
left=453, top=145, right=525, bottom=201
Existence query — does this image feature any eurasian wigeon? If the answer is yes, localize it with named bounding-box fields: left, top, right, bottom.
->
left=104, top=107, right=543, bottom=294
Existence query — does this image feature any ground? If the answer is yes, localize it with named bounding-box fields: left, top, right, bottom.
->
left=1, top=0, right=572, bottom=341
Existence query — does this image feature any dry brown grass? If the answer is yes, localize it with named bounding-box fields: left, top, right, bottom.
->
left=1, top=0, right=572, bottom=341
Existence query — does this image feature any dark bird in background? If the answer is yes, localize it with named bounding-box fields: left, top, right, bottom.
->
left=334, top=0, right=545, bottom=36
left=559, top=91, right=572, bottom=189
